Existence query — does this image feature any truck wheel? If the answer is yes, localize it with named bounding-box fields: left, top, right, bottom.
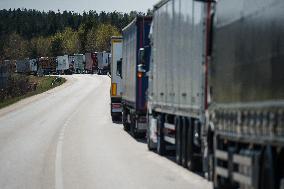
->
left=181, top=117, right=188, bottom=168
left=186, top=118, right=194, bottom=171
left=207, top=127, right=215, bottom=181
left=175, top=117, right=182, bottom=165
left=130, top=114, right=138, bottom=138
left=260, top=146, right=276, bottom=189
left=147, top=115, right=156, bottom=151
left=147, top=129, right=155, bottom=151
left=122, top=110, right=130, bottom=131
left=157, top=115, right=166, bottom=155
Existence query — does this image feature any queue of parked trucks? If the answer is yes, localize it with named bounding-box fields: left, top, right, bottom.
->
left=109, top=0, right=284, bottom=189
left=1, top=52, right=111, bottom=76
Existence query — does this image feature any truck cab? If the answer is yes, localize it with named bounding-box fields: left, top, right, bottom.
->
left=110, top=37, right=123, bottom=122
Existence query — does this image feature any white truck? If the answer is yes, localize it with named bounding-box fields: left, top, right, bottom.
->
left=97, top=51, right=110, bottom=75
left=29, top=59, right=37, bottom=75
left=57, top=55, right=70, bottom=74
left=110, top=37, right=123, bottom=122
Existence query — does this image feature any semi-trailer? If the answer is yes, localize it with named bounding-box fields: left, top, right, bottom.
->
left=147, top=0, right=210, bottom=172
left=39, top=57, right=56, bottom=75
left=73, top=54, right=85, bottom=74
left=110, top=36, right=123, bottom=122
left=97, top=51, right=110, bottom=75
left=16, top=59, right=30, bottom=74
left=208, top=0, right=284, bottom=188
left=85, top=53, right=97, bottom=74
left=121, top=16, right=152, bottom=137
left=29, top=59, right=37, bottom=75
left=0, top=61, right=11, bottom=89
left=68, top=55, right=75, bottom=74
left=146, top=0, right=284, bottom=189
left=57, top=55, right=72, bottom=75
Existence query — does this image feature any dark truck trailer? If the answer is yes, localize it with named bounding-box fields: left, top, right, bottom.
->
left=16, top=59, right=30, bottom=74
left=122, top=16, right=152, bottom=137
left=0, top=61, right=11, bottom=89
left=147, top=0, right=211, bottom=174
left=39, top=57, right=56, bottom=75
left=208, top=0, right=284, bottom=189
left=85, top=53, right=97, bottom=74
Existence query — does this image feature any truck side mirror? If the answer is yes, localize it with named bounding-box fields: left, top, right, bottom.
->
left=138, top=48, right=145, bottom=65
left=116, top=58, right=122, bottom=78
left=138, top=64, right=146, bottom=73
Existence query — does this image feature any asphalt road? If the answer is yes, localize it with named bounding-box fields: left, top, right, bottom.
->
left=0, top=75, right=212, bottom=189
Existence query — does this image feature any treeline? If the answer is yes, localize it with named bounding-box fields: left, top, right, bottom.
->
left=0, top=9, right=151, bottom=61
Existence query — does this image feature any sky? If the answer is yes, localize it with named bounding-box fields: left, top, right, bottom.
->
left=0, top=0, right=158, bottom=13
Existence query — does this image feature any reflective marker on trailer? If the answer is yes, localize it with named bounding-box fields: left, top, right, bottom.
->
left=112, top=103, right=121, bottom=109
left=111, top=83, right=117, bottom=96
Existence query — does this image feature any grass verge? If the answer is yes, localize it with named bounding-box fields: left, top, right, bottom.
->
left=0, top=76, right=66, bottom=109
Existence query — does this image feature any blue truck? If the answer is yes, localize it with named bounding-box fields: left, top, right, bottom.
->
left=121, top=16, right=152, bottom=138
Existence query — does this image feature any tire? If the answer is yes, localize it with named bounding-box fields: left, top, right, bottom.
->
left=112, top=115, right=122, bottom=122
left=207, top=128, right=215, bottom=181
left=147, top=132, right=155, bottom=151
left=181, top=117, right=188, bottom=168
left=111, top=115, right=116, bottom=122
left=260, top=146, right=276, bottom=189
left=122, top=109, right=130, bottom=131
left=186, top=118, right=194, bottom=171
left=130, top=114, right=138, bottom=138
left=157, top=115, right=166, bottom=155
left=147, top=115, right=156, bottom=151
left=175, top=117, right=182, bottom=165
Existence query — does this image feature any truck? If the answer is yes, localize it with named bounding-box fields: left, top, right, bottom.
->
left=38, top=57, right=56, bottom=75
left=110, top=36, right=123, bottom=122
left=85, top=52, right=97, bottom=74
left=16, top=59, right=30, bottom=74
left=147, top=0, right=284, bottom=189
left=97, top=52, right=110, bottom=75
left=73, top=54, right=85, bottom=74
left=147, top=0, right=211, bottom=174
left=57, top=55, right=71, bottom=74
left=29, top=59, right=37, bottom=75
left=121, top=16, right=152, bottom=137
left=68, top=55, right=75, bottom=74
left=208, top=0, right=284, bottom=188
left=0, top=61, right=11, bottom=89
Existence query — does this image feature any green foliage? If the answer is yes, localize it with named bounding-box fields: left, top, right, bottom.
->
left=3, top=32, right=30, bottom=60
left=94, top=24, right=120, bottom=51
left=61, top=27, right=80, bottom=54
left=0, top=9, right=146, bottom=59
left=51, top=32, right=64, bottom=56
left=85, top=26, right=97, bottom=53
left=0, top=75, right=66, bottom=109
left=30, top=36, right=52, bottom=58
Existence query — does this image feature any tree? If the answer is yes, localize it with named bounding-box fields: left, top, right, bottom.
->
left=51, top=32, right=64, bottom=56
left=94, top=24, right=120, bottom=51
left=85, top=26, right=97, bottom=52
left=0, top=9, right=138, bottom=59
left=30, top=36, right=52, bottom=57
left=3, top=32, right=30, bottom=60
left=61, top=27, right=80, bottom=54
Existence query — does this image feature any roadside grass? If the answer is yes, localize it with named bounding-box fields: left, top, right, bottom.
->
left=0, top=76, right=66, bottom=109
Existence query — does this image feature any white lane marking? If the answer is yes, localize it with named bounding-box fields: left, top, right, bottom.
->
left=55, top=119, right=69, bottom=189
left=55, top=75, right=107, bottom=189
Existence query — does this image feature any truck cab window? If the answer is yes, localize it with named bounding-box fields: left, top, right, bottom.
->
left=116, top=58, right=122, bottom=78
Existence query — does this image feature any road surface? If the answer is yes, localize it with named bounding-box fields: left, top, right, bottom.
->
left=0, top=75, right=212, bottom=189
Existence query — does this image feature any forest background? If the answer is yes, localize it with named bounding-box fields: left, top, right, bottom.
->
left=0, top=8, right=152, bottom=61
